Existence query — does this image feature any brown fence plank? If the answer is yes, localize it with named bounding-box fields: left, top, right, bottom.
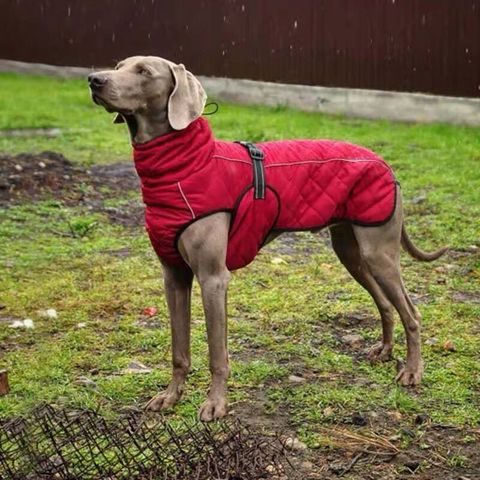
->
left=1, top=0, right=479, bottom=97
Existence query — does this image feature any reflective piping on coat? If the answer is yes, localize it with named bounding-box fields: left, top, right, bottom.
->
left=177, top=182, right=196, bottom=219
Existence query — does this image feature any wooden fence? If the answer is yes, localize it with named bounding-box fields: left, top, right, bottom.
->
left=1, top=0, right=479, bottom=97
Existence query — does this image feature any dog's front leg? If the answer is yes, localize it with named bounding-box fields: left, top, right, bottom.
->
left=145, top=263, right=193, bottom=411
left=197, top=267, right=231, bottom=421
left=178, top=212, right=231, bottom=421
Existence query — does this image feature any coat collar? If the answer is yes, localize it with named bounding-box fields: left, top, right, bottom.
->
left=133, top=117, right=214, bottom=185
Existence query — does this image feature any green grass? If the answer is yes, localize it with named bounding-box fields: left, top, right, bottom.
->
left=0, top=71, right=479, bottom=453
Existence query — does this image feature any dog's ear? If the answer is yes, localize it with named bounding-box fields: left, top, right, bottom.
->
left=113, top=114, right=125, bottom=124
left=167, top=63, right=207, bottom=130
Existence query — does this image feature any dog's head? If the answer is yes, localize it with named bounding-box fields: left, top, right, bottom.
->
left=88, top=56, right=207, bottom=139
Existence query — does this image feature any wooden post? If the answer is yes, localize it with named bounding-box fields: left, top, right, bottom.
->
left=0, top=370, right=9, bottom=396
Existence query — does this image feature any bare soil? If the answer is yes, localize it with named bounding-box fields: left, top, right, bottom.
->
left=235, top=382, right=480, bottom=480
left=0, top=152, right=143, bottom=226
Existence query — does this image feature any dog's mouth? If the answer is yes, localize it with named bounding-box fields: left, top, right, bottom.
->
left=91, top=92, right=134, bottom=115
left=91, top=92, right=116, bottom=112
left=112, top=112, right=138, bottom=140
left=90, top=92, right=138, bottom=139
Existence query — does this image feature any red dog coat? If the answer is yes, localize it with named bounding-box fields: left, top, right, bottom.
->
left=133, top=118, right=397, bottom=270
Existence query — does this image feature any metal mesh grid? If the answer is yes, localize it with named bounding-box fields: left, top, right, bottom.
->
left=0, top=404, right=292, bottom=480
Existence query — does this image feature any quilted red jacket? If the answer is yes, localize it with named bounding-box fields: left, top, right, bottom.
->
left=133, top=117, right=396, bottom=270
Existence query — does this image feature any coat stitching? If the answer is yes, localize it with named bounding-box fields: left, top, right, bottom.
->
left=266, top=158, right=388, bottom=168
left=177, top=182, right=196, bottom=219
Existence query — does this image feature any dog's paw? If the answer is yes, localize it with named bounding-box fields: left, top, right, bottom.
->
left=367, top=342, right=393, bottom=363
left=144, top=389, right=182, bottom=412
left=395, top=364, right=423, bottom=386
left=198, top=396, right=228, bottom=422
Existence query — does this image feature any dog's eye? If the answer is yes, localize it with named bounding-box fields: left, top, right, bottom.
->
left=137, top=67, right=149, bottom=76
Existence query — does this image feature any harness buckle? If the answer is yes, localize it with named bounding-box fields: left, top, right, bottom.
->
left=235, top=141, right=266, bottom=200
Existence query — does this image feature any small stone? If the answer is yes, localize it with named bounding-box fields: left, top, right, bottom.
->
left=38, top=308, right=58, bottom=319
left=265, top=465, right=276, bottom=474
left=23, top=319, right=34, bottom=329
left=74, top=376, right=98, bottom=390
left=411, top=195, right=427, bottom=205
left=323, top=406, right=334, bottom=417
left=265, top=464, right=284, bottom=475
left=284, top=437, right=308, bottom=451
left=121, top=360, right=153, bottom=375
left=288, top=374, right=306, bottom=384
left=329, top=461, right=345, bottom=474
left=425, top=337, right=438, bottom=346
left=301, top=461, right=314, bottom=471
left=14, top=164, right=23, bottom=172
left=401, top=428, right=416, bottom=438
left=9, top=319, right=34, bottom=329
left=341, top=333, right=363, bottom=346
left=404, top=460, right=420, bottom=473
left=351, top=413, right=368, bottom=426
left=388, top=410, right=402, bottom=422
left=76, top=322, right=87, bottom=329
left=415, top=413, right=430, bottom=425
left=397, top=453, right=420, bottom=473
left=38, top=161, right=46, bottom=168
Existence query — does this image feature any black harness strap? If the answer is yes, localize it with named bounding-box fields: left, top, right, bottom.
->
left=236, top=141, right=266, bottom=200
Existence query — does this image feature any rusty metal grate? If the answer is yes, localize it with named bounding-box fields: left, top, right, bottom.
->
left=0, top=404, right=292, bottom=480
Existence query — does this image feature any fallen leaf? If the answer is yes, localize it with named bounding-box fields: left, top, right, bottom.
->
left=143, top=307, right=158, bottom=317
left=443, top=339, right=456, bottom=352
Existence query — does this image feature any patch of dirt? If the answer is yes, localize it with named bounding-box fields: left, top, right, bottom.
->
left=0, top=152, right=143, bottom=227
left=451, top=291, right=480, bottom=305
left=234, top=387, right=480, bottom=479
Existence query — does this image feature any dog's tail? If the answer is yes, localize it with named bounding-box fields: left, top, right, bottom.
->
left=401, top=223, right=448, bottom=262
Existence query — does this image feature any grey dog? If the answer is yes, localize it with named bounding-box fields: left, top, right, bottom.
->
left=89, top=56, right=447, bottom=421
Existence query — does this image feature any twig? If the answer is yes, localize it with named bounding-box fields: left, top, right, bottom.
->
left=339, top=452, right=363, bottom=476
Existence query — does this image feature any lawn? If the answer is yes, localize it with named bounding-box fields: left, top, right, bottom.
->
left=0, top=73, right=479, bottom=478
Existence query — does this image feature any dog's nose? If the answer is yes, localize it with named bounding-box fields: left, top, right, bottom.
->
left=88, top=73, right=108, bottom=89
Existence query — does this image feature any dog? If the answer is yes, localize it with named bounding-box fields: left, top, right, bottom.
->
left=88, top=56, right=447, bottom=421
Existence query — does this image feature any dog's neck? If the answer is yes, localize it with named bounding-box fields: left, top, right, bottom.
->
left=124, top=111, right=173, bottom=144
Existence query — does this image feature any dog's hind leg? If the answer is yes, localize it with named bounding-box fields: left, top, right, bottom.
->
left=330, top=223, right=395, bottom=362
left=352, top=192, right=423, bottom=386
